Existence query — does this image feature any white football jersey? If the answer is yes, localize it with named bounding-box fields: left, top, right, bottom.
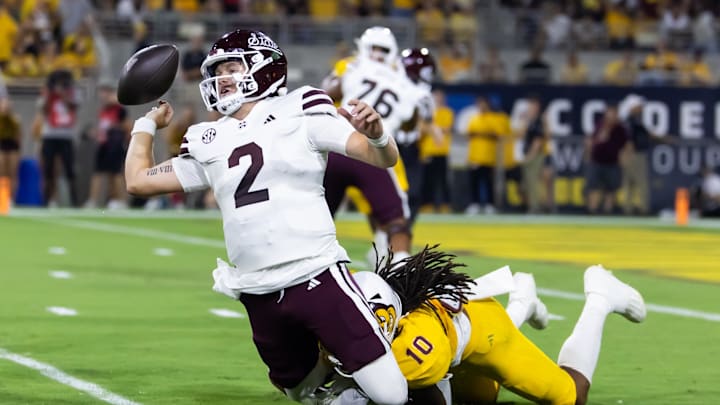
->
left=341, top=58, right=424, bottom=136
left=395, top=80, right=435, bottom=145
left=172, top=86, right=355, bottom=294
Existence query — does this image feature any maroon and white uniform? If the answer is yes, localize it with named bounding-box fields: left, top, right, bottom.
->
left=173, top=86, right=356, bottom=294
left=173, top=30, right=403, bottom=396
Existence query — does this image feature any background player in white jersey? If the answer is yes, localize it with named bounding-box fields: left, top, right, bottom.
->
left=322, top=26, right=423, bottom=265
left=123, top=29, right=408, bottom=405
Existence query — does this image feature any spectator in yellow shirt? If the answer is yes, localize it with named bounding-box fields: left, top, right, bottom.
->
left=63, top=22, right=97, bottom=76
left=679, top=49, right=714, bottom=86
left=560, top=50, right=589, bottom=84
left=4, top=40, right=40, bottom=78
left=0, top=3, right=18, bottom=69
left=37, top=40, right=82, bottom=79
left=603, top=50, right=637, bottom=86
left=416, top=0, right=446, bottom=47
left=465, top=96, right=508, bottom=214
left=420, top=89, right=454, bottom=213
left=605, top=3, right=634, bottom=49
left=439, top=42, right=472, bottom=83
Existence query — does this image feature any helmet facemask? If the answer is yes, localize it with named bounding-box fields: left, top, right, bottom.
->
left=199, top=51, right=282, bottom=115
left=199, top=30, right=287, bottom=116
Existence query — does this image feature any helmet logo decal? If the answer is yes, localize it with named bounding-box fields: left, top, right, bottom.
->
left=248, top=32, right=281, bottom=53
left=372, top=303, right=397, bottom=339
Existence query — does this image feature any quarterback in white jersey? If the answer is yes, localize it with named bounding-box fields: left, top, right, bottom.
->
left=176, top=85, right=357, bottom=293
left=124, top=29, right=408, bottom=405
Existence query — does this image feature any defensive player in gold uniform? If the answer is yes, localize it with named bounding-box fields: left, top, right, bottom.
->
left=352, top=246, right=646, bottom=404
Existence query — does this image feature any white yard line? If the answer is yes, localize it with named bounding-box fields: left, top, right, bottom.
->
left=0, top=348, right=142, bottom=405
left=48, top=246, right=67, bottom=255
left=37, top=217, right=720, bottom=323
left=49, top=270, right=73, bottom=279
left=209, top=308, right=245, bottom=318
left=38, top=218, right=225, bottom=249
left=153, top=248, right=175, bottom=257
left=46, top=307, right=78, bottom=316
left=538, top=288, right=720, bottom=322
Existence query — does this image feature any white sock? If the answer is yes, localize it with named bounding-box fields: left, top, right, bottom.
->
left=391, top=250, right=410, bottom=263
left=366, top=231, right=389, bottom=268
left=557, top=293, right=612, bottom=383
left=374, top=231, right=388, bottom=256
left=506, top=299, right=531, bottom=328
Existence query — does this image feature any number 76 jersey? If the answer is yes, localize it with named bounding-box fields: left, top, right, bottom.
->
left=171, top=86, right=355, bottom=293
left=340, top=58, right=424, bottom=135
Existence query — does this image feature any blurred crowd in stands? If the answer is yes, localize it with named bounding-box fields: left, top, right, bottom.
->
left=0, top=0, right=97, bottom=81
left=2, top=0, right=720, bottom=216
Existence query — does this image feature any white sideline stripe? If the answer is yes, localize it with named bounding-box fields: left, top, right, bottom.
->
left=40, top=218, right=720, bottom=323
left=49, top=270, right=73, bottom=279
left=46, top=307, right=78, bottom=316
left=548, top=313, right=565, bottom=321
left=48, top=246, right=67, bottom=255
left=0, top=348, right=142, bottom=405
left=153, top=247, right=174, bottom=257
left=39, top=218, right=225, bottom=248
left=209, top=308, right=245, bottom=318
left=538, top=287, right=720, bottom=322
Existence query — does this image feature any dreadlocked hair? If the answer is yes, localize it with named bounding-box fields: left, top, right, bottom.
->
left=375, top=244, right=475, bottom=313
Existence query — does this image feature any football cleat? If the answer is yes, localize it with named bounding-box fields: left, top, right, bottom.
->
left=584, top=265, right=647, bottom=323
left=509, top=272, right=549, bottom=330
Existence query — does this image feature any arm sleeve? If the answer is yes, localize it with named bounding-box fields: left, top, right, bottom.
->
left=305, top=108, right=356, bottom=156
left=171, top=156, right=210, bottom=192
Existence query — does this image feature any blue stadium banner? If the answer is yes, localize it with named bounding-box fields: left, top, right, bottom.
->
left=443, top=84, right=720, bottom=213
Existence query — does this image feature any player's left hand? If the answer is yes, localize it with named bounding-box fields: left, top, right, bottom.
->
left=339, top=99, right=384, bottom=139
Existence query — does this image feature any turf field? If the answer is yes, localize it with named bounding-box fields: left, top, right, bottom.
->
left=1, top=210, right=719, bottom=404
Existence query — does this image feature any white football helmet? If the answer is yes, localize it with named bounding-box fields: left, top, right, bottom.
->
left=353, top=271, right=403, bottom=342
left=356, top=26, right=398, bottom=66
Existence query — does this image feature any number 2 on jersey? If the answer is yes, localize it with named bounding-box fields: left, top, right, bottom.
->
left=406, top=336, right=433, bottom=364
left=227, top=143, right=269, bottom=208
left=356, top=79, right=398, bottom=118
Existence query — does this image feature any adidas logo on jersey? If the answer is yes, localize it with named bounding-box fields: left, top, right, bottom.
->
left=263, top=114, right=276, bottom=124
left=307, top=278, right=321, bottom=290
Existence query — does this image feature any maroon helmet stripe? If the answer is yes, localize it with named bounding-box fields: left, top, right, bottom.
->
left=302, top=89, right=327, bottom=99
left=303, top=98, right=333, bottom=110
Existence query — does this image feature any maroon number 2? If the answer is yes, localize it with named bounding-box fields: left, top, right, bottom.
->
left=227, top=143, right=269, bottom=208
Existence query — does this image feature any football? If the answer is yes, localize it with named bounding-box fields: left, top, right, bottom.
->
left=117, top=44, right=179, bottom=105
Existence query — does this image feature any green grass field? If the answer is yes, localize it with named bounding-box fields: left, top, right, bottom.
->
left=1, top=210, right=719, bottom=404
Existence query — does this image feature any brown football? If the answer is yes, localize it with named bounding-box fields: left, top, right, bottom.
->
left=117, top=44, right=179, bottom=105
